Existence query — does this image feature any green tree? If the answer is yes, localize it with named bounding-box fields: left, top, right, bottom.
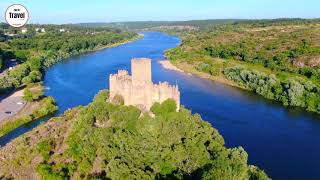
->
left=28, top=57, right=43, bottom=71
left=23, top=88, right=33, bottom=102
left=151, top=99, right=177, bottom=116
left=14, top=50, right=29, bottom=62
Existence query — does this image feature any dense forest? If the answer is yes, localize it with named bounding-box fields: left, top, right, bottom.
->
left=0, top=90, right=269, bottom=179
left=0, top=24, right=137, bottom=94
left=165, top=19, right=320, bottom=114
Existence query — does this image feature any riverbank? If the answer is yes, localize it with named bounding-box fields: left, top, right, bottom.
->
left=166, top=58, right=320, bottom=114
left=0, top=34, right=141, bottom=140
left=163, top=59, right=248, bottom=90
left=0, top=30, right=139, bottom=95
left=40, top=33, right=142, bottom=69
left=0, top=83, right=58, bottom=138
left=0, top=95, right=58, bottom=138
left=158, top=60, right=185, bottom=73
left=91, top=33, right=143, bottom=52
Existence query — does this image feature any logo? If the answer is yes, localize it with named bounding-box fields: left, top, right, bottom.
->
left=5, top=4, right=29, bottom=28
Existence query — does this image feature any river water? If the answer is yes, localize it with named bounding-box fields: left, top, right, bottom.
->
left=1, top=32, right=320, bottom=179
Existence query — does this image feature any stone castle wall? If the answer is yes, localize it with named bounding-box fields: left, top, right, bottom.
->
left=132, top=58, right=151, bottom=85
left=109, top=58, right=180, bottom=111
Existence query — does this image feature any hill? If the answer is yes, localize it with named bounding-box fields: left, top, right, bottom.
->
left=73, top=18, right=320, bottom=31
left=0, top=90, right=269, bottom=179
left=165, top=19, right=320, bottom=114
left=73, top=19, right=247, bottom=31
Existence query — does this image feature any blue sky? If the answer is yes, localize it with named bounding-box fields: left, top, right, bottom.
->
left=1, top=0, right=319, bottom=24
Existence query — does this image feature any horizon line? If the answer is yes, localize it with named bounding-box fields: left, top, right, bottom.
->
left=1, top=17, right=320, bottom=25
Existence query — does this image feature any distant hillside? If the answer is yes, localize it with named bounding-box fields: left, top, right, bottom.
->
left=73, top=19, right=247, bottom=31
left=73, top=18, right=320, bottom=31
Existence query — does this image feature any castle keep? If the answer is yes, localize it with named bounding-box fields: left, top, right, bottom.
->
left=109, top=58, right=180, bottom=111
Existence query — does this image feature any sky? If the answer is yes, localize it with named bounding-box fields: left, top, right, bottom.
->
left=0, top=0, right=319, bottom=24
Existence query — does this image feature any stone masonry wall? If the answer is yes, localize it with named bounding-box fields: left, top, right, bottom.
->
left=109, top=58, right=180, bottom=111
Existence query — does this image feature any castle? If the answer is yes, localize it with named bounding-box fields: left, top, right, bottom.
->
left=109, top=58, right=180, bottom=111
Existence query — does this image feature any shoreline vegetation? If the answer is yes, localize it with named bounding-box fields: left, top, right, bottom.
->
left=166, top=51, right=320, bottom=115
left=0, top=25, right=139, bottom=95
left=87, top=33, right=143, bottom=52
left=0, top=96, right=57, bottom=138
left=164, top=19, right=320, bottom=114
left=0, top=83, right=58, bottom=138
left=161, top=59, right=245, bottom=89
left=0, top=27, right=140, bottom=137
left=0, top=90, right=269, bottom=179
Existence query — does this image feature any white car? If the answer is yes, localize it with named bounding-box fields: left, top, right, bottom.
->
left=17, top=102, right=24, bottom=105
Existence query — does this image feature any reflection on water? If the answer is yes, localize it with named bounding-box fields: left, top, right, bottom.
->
left=1, top=32, right=320, bottom=180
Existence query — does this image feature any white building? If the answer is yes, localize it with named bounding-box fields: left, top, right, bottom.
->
left=21, top=28, right=27, bottom=34
left=59, top=28, right=65, bottom=32
left=35, top=28, right=45, bottom=33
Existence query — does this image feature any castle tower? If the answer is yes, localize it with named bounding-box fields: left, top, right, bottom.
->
left=132, top=58, right=152, bottom=86
left=109, top=58, right=180, bottom=112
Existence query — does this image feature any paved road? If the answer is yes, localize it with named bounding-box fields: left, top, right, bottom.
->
left=0, top=90, right=26, bottom=122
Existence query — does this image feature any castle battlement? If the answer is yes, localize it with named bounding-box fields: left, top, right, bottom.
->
left=109, top=58, right=180, bottom=111
left=117, top=70, right=129, bottom=76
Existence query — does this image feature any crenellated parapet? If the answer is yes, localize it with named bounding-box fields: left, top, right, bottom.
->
left=109, top=58, right=180, bottom=111
left=154, top=82, right=180, bottom=109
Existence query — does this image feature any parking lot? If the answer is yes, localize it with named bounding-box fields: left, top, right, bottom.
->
left=0, top=90, right=26, bottom=122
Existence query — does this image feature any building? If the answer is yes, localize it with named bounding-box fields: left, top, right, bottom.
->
left=109, top=58, right=180, bottom=111
left=59, top=28, right=65, bottom=32
left=35, top=28, right=45, bottom=33
left=21, top=28, right=27, bottom=34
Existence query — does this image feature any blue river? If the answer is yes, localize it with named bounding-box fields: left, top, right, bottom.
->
left=1, top=32, right=320, bottom=179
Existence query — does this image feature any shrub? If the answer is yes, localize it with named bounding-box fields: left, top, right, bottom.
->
left=224, top=65, right=320, bottom=113
left=23, top=84, right=44, bottom=102
left=151, top=99, right=177, bottom=116
left=23, top=88, right=33, bottom=102
left=111, top=94, right=124, bottom=105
